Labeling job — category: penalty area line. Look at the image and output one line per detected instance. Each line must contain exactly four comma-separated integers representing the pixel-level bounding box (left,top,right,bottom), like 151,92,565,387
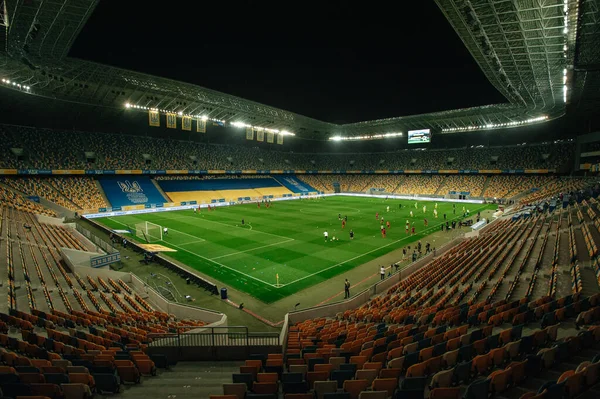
210,238,295,260
106,217,278,288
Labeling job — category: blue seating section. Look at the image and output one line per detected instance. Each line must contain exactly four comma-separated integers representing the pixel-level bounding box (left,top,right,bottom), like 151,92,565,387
98,176,167,207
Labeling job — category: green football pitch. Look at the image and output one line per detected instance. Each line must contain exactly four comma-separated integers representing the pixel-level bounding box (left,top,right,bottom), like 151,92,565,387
96,197,494,303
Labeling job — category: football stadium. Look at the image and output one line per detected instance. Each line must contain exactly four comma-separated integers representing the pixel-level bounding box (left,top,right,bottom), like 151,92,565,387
0,0,600,398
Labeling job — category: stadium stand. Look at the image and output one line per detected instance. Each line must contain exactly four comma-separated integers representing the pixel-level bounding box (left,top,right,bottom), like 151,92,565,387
207,197,600,398
157,177,303,203
520,178,589,204
0,204,210,394
0,124,577,171
439,176,487,197
0,185,56,217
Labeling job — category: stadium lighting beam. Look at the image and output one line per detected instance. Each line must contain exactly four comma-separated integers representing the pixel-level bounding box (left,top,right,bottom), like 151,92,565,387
442,115,549,133
328,132,403,141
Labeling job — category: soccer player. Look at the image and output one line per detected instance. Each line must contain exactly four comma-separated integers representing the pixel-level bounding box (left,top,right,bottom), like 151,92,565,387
405,222,409,235
193,207,197,214
376,212,379,220
257,201,260,208
324,231,329,242
386,221,390,229
434,209,438,218
344,215,348,222
342,219,346,229
386,205,390,212
415,202,418,209
241,219,245,225
410,210,414,218
338,213,341,220
424,218,428,227
411,223,415,235
163,227,168,236
349,229,354,240
435,202,438,209
423,205,426,213
382,228,386,238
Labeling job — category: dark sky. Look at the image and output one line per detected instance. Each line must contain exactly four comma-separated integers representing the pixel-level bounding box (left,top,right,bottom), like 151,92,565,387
69,0,506,124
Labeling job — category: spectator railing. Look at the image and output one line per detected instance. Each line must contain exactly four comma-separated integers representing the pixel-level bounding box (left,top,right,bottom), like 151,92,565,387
147,326,281,361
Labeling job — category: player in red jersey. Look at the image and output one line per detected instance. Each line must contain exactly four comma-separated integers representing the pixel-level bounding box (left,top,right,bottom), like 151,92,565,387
342,219,346,229
411,224,416,235
382,228,386,238
376,212,379,220
386,221,390,229
424,218,428,227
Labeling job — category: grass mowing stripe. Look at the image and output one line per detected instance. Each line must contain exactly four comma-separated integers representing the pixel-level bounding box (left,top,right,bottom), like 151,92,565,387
98,198,496,303
151,213,292,241
106,216,279,287
210,238,295,260
284,203,488,286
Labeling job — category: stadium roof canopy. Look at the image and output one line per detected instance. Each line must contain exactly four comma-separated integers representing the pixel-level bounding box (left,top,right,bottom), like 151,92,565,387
0,0,598,139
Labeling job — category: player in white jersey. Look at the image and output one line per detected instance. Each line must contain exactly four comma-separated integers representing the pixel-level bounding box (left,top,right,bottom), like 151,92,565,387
410,210,414,218
386,206,390,212
435,203,438,209
423,205,426,213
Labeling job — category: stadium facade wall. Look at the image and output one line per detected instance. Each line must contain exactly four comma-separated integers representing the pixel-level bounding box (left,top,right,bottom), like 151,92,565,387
98,176,168,207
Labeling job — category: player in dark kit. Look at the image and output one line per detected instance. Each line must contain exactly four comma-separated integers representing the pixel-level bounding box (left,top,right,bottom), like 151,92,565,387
241,219,245,225
349,230,354,240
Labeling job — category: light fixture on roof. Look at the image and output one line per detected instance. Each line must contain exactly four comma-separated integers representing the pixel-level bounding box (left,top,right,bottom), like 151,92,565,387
329,132,403,141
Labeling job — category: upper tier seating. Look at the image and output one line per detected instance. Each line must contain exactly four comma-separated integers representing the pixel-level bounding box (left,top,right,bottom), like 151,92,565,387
0,124,575,171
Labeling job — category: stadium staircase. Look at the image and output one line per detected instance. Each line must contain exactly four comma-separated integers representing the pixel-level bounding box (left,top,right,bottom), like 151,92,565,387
480,176,491,198
358,176,376,193
43,183,82,212
151,179,172,202
0,181,64,217
94,179,112,209
433,176,447,196
509,177,557,203
391,176,406,194
116,361,242,399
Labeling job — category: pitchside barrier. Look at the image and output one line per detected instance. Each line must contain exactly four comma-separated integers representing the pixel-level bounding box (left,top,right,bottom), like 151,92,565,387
82,192,485,219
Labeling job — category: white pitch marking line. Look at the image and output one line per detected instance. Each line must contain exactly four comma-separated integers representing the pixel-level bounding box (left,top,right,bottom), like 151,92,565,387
106,217,279,288
178,240,208,246
210,238,295,260
109,217,206,244
152,214,291,241
283,204,489,287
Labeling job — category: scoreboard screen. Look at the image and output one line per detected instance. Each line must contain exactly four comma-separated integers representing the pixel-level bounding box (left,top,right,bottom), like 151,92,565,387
408,129,432,144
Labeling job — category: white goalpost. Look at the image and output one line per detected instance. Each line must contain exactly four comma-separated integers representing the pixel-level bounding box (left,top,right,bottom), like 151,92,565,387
135,221,163,243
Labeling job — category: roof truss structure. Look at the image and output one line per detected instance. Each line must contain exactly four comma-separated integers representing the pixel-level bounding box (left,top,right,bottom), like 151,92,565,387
0,0,595,138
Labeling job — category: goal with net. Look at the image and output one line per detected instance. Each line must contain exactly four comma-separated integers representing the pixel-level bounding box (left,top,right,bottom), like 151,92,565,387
135,221,163,243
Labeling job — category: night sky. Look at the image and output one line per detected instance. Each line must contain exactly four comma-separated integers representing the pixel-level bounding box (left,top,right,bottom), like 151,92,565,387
69,0,506,124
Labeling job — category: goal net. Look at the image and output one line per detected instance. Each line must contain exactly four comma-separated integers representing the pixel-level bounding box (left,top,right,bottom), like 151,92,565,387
135,221,163,243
